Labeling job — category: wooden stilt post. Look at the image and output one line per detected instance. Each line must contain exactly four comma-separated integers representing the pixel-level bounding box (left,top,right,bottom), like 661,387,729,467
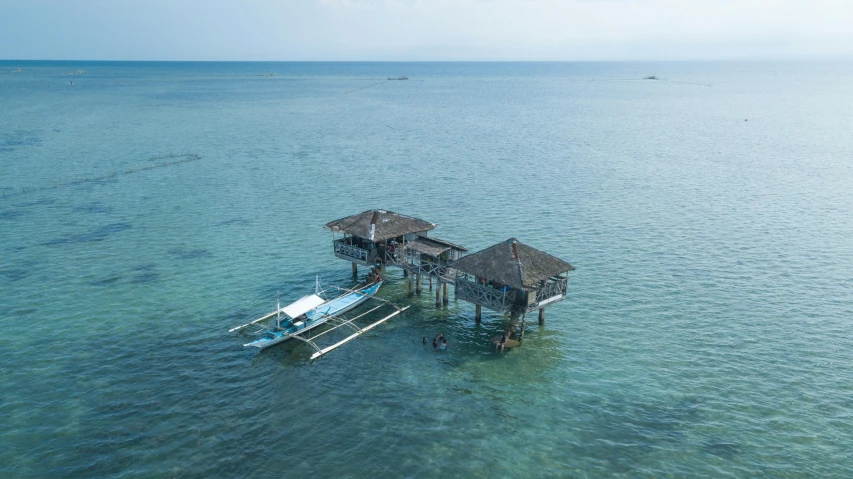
520,313,526,340
408,274,414,296
475,304,481,323
416,274,421,295
436,281,441,306
429,275,432,291
539,308,545,325
509,311,519,335
351,262,358,277
403,269,408,278
443,283,449,305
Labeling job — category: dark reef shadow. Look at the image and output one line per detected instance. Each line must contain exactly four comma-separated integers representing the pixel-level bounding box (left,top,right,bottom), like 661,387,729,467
167,248,213,260
72,202,113,214
42,222,132,246
1,268,30,282
0,131,43,152
216,218,250,226
14,198,56,208
0,210,24,220
130,272,160,284
91,274,123,286
702,441,741,458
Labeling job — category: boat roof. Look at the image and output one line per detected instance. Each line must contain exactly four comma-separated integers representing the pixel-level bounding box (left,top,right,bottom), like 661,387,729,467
283,294,326,319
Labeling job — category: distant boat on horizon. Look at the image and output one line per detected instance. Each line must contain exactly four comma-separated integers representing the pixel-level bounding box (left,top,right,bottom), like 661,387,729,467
644,75,658,80
388,76,408,80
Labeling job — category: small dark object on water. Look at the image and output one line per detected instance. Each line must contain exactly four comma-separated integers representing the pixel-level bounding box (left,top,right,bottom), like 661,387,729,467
422,336,427,344
644,75,658,80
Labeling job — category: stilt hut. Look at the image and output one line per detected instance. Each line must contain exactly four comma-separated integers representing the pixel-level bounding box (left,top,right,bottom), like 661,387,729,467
325,209,436,275
451,238,574,326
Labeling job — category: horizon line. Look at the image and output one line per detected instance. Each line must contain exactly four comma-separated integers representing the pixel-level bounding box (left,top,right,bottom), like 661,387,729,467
2,58,850,63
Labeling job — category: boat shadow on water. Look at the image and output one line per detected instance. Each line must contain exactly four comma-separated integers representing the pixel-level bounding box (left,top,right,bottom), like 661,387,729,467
251,342,317,366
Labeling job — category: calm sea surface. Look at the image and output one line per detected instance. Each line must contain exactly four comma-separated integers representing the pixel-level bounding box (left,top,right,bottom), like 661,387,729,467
1,61,852,478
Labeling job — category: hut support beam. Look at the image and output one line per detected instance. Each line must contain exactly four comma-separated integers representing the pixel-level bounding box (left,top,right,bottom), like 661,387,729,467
509,311,520,330
416,274,421,295
436,283,441,306
539,308,545,325
505,311,521,341
429,276,432,291
408,275,414,296
351,262,358,277
443,283,449,305
475,304,481,323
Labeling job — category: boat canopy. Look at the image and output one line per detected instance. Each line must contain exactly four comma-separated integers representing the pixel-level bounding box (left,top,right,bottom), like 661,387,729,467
282,294,325,319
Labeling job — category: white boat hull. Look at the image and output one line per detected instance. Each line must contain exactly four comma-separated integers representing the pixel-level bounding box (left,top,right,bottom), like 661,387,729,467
244,281,382,349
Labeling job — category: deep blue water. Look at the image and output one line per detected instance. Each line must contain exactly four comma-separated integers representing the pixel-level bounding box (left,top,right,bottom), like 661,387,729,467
1,61,853,478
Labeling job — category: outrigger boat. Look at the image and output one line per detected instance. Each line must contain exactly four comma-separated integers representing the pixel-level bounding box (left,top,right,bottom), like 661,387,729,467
242,281,383,350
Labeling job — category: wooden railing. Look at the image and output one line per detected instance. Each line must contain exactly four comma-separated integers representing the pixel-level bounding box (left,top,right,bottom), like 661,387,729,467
383,249,456,283
527,277,568,312
454,277,515,312
333,240,375,265
455,276,567,313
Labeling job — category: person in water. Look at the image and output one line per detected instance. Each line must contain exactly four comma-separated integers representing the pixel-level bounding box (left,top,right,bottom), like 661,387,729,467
422,336,427,345
498,333,507,352
439,338,447,350
432,337,438,349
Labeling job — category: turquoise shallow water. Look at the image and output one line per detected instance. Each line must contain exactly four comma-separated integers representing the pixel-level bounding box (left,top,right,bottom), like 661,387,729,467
1,61,853,478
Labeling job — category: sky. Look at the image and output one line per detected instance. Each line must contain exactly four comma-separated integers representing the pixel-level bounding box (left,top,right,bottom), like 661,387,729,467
1,0,852,61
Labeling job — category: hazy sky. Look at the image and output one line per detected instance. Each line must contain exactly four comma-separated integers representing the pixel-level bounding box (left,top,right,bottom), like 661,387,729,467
1,0,851,60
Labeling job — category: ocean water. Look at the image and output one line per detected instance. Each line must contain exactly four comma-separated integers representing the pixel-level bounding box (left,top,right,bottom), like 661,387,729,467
1,61,852,478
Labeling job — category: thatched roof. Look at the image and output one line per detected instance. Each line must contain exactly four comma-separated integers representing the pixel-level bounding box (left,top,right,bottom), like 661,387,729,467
451,238,574,290
325,210,435,242
404,237,468,257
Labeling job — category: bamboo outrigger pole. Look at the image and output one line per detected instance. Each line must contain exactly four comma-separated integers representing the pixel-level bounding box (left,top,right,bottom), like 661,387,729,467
307,302,387,340
229,308,284,333
310,306,410,360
